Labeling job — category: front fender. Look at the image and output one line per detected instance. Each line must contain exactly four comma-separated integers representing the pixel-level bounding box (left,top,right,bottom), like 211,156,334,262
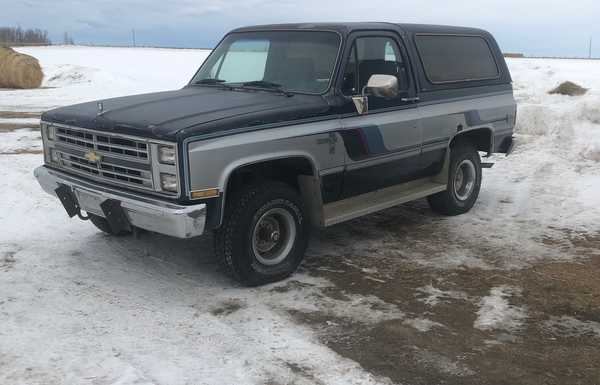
183,119,344,213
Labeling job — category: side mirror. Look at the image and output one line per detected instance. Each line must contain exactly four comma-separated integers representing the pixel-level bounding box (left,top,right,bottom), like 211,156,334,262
364,74,399,99
352,74,399,115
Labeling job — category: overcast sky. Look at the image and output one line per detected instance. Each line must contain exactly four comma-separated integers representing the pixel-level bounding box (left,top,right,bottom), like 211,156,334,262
2,0,599,56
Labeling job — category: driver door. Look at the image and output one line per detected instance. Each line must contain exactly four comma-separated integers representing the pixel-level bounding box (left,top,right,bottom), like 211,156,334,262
338,32,422,199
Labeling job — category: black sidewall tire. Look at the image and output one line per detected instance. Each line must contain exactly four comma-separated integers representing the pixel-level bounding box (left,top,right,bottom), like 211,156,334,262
216,182,309,286
448,146,482,211
428,144,482,216
245,197,306,277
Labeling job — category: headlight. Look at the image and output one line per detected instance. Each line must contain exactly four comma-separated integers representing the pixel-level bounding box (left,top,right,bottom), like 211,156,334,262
42,123,55,140
160,173,178,192
158,145,176,165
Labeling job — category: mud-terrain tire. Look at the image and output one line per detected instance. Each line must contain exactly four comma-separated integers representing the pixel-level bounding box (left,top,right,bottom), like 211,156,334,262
214,181,309,286
428,143,482,216
89,213,132,236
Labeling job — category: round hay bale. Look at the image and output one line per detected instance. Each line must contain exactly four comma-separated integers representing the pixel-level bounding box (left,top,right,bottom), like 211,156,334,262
549,81,588,96
0,46,43,89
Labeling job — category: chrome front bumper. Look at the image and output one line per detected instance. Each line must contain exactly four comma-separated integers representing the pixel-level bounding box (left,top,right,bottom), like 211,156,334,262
34,166,207,239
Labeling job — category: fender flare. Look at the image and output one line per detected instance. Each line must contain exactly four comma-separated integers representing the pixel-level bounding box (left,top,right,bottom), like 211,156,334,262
214,152,321,227
448,126,494,154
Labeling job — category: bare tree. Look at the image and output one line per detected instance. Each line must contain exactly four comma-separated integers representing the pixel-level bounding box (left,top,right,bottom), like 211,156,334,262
0,27,51,45
63,32,75,45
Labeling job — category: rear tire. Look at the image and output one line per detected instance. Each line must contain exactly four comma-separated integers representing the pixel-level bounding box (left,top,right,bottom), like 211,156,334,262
214,181,309,286
428,143,482,216
89,213,132,236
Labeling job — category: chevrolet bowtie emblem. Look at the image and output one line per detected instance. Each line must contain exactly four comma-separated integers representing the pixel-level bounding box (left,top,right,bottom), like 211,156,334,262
84,150,102,163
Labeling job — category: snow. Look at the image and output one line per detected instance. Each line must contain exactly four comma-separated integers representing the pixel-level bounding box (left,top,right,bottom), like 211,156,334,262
1,46,210,111
403,317,444,332
474,286,527,333
0,117,40,124
416,285,471,307
0,130,42,154
543,316,600,338
1,47,600,384
0,156,393,384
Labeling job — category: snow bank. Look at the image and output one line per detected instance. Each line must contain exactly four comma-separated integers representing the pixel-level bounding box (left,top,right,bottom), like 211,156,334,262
509,58,600,164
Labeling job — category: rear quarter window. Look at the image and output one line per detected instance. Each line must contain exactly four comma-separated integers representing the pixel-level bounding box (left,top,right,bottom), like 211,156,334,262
415,35,499,84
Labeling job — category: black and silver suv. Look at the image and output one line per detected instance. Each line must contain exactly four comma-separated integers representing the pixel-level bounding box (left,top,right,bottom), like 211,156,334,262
35,22,516,285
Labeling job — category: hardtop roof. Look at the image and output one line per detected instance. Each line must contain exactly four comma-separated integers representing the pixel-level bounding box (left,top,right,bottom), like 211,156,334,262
231,22,490,37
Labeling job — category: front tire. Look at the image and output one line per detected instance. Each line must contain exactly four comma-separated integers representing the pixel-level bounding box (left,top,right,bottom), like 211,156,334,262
214,182,309,286
428,143,482,216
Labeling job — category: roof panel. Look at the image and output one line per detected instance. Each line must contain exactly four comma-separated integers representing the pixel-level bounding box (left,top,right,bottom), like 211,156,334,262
231,22,489,36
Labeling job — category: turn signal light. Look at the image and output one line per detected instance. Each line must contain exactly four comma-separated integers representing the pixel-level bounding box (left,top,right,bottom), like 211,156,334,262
191,188,219,199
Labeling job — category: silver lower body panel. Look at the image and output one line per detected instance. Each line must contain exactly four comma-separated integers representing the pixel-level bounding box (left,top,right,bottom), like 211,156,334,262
34,166,206,239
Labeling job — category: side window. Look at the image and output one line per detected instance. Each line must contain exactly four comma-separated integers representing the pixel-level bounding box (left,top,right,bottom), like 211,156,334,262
415,35,499,83
212,39,270,83
342,36,411,110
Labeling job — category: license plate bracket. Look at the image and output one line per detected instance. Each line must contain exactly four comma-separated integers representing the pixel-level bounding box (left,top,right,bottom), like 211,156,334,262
55,184,80,218
100,199,132,234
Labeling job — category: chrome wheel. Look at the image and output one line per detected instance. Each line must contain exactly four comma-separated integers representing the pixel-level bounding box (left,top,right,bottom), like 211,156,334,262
453,159,477,201
252,208,296,266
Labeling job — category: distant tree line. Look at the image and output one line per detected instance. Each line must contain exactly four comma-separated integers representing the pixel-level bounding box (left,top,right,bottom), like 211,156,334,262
63,32,75,45
0,27,51,45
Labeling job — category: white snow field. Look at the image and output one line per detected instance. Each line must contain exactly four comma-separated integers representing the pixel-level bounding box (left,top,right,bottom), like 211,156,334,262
1,47,600,385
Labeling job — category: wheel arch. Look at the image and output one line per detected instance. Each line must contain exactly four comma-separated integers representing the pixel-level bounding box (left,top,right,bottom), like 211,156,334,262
215,153,321,228
449,127,494,154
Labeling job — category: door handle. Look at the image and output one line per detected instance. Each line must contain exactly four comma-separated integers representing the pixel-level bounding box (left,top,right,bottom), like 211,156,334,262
401,97,420,103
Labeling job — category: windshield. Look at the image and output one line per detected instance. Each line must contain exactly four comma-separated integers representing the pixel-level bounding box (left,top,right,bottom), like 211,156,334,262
191,31,341,94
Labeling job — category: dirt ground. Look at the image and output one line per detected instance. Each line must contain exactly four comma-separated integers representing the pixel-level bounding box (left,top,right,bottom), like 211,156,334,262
283,202,600,385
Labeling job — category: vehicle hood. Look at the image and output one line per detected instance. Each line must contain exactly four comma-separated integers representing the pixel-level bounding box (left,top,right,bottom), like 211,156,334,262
42,86,333,141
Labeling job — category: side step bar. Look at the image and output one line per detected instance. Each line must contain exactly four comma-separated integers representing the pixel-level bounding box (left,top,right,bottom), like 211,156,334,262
321,178,446,227
298,152,451,228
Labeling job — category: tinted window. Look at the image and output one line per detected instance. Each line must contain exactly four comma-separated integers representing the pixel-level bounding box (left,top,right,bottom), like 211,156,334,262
415,35,499,83
192,31,340,94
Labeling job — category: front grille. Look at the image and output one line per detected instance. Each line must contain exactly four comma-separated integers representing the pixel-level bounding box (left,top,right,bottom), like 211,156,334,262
56,150,153,189
56,126,149,161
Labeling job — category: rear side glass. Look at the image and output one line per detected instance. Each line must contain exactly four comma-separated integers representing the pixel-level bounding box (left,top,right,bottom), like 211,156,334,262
415,35,499,83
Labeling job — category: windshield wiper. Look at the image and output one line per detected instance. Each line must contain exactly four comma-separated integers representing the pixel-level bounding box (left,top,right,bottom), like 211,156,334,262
193,78,227,84
240,80,294,96
192,78,235,90
242,80,282,88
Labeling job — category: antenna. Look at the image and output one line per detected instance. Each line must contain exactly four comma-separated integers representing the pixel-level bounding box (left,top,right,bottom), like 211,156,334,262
132,29,136,47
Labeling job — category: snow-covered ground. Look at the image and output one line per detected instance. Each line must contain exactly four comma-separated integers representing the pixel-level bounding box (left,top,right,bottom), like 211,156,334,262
1,46,210,111
1,47,600,385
